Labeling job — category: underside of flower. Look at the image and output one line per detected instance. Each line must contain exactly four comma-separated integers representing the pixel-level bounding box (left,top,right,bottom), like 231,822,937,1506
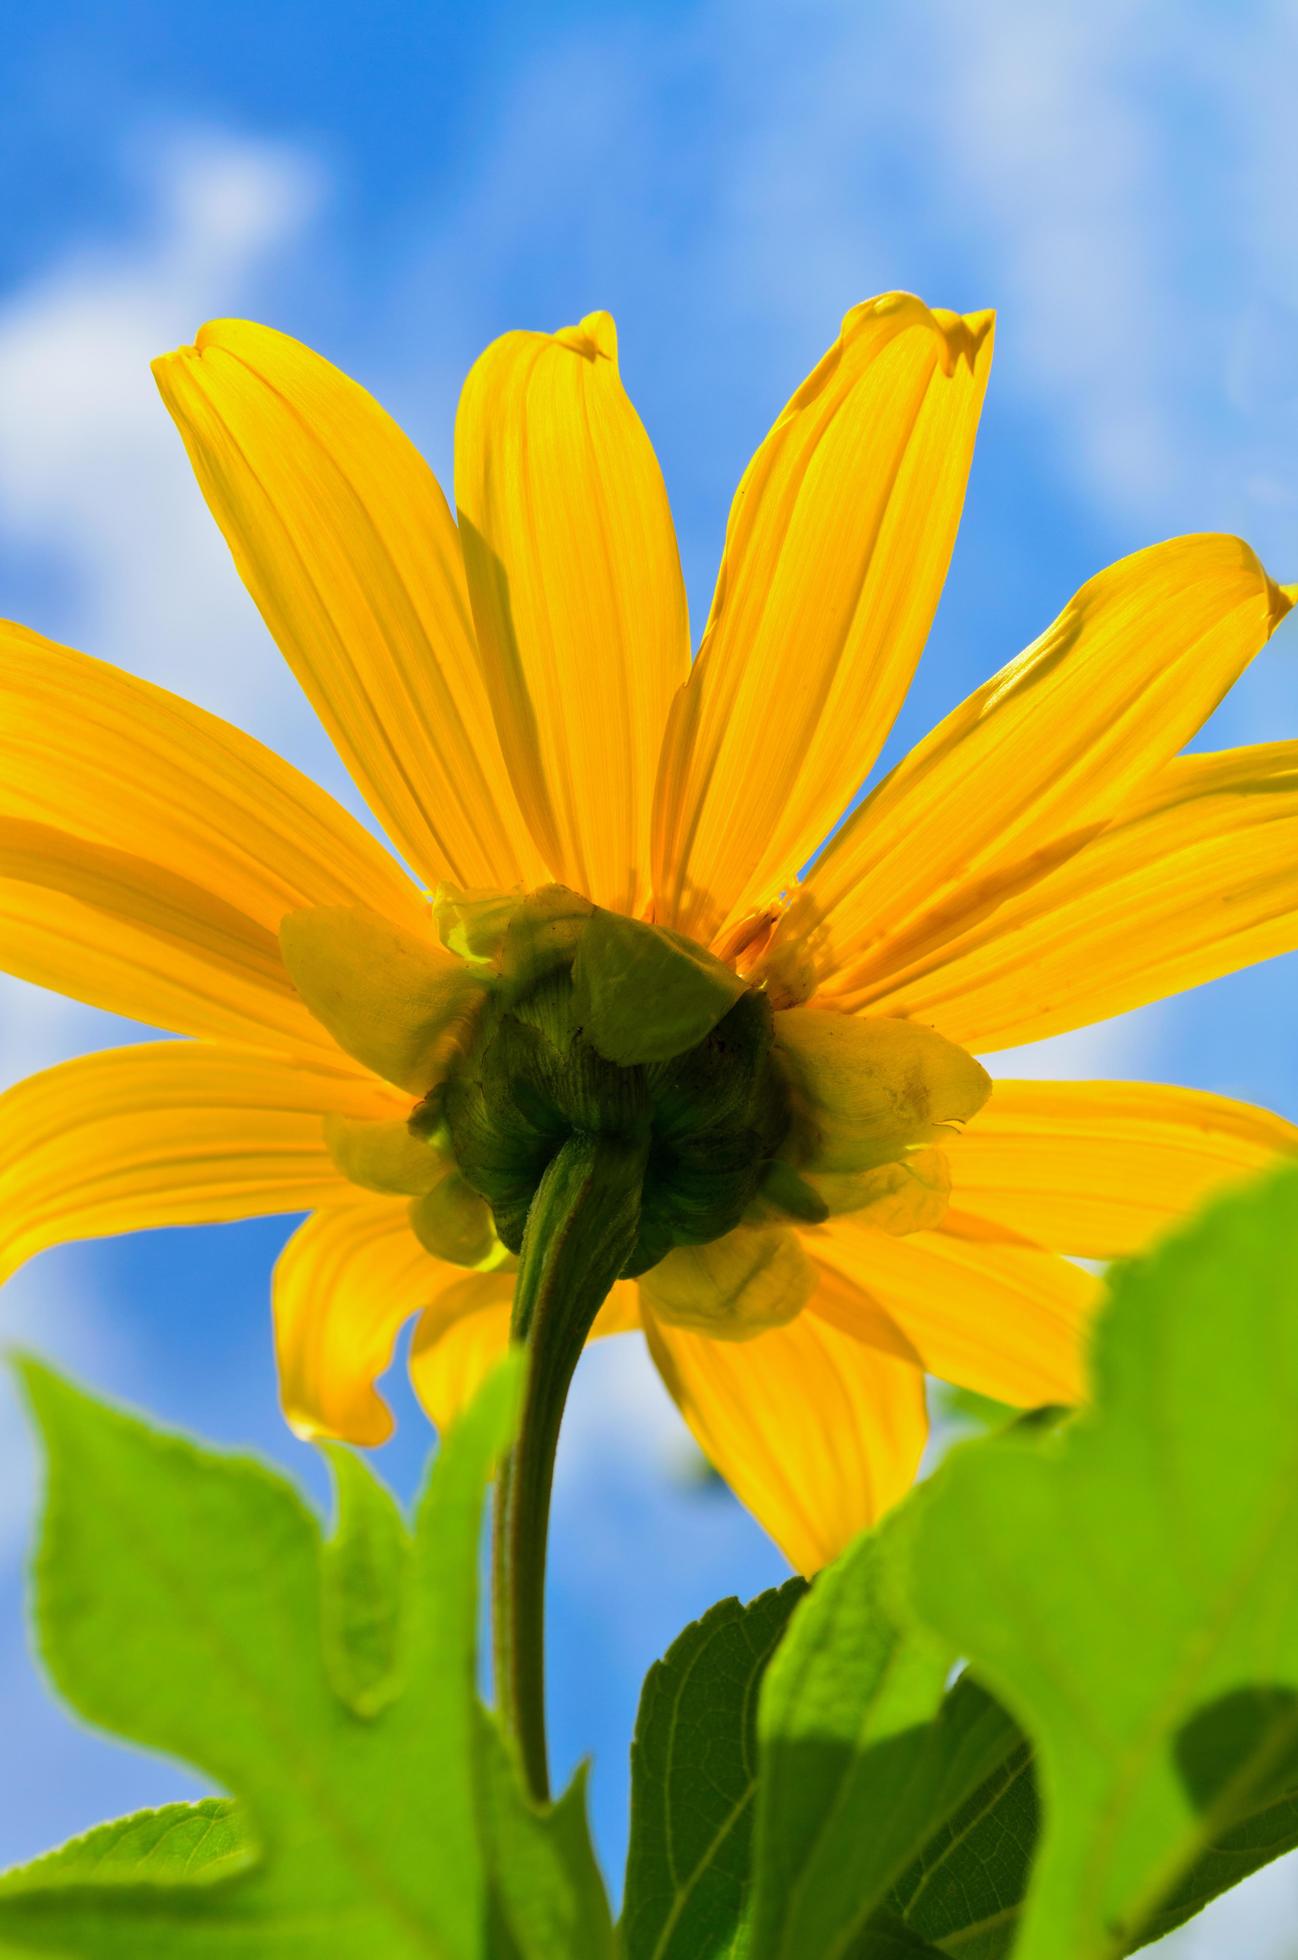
432,887,790,1278
287,881,993,1344
445,974,786,1273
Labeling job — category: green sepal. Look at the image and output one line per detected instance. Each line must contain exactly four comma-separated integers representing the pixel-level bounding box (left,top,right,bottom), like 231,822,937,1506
444,1065,555,1255
432,882,595,989
279,903,491,1095
409,1169,499,1267
323,1111,449,1196
638,1226,814,1338
751,1160,832,1224
630,990,787,1273
795,1149,951,1232
433,883,527,963
499,887,595,997
572,906,746,1065
772,1007,989,1174
446,976,646,1255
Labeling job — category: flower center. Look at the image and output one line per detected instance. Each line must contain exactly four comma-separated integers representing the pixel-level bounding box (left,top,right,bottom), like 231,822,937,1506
433,936,789,1278
307,881,989,1308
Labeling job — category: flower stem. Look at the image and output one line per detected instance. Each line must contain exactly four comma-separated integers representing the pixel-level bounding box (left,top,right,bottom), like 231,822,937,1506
493,1129,647,1801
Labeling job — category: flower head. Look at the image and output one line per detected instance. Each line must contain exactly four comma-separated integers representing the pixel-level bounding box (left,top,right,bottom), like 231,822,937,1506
3,294,1296,1573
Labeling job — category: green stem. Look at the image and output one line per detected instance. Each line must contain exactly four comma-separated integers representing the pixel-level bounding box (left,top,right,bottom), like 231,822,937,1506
493,1130,646,1801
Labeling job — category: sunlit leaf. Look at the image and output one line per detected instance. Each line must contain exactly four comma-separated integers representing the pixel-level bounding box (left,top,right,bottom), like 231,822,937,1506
318,1442,410,1717
0,1357,611,1958
907,1164,1298,1958
746,1529,1017,1960
0,1801,254,1893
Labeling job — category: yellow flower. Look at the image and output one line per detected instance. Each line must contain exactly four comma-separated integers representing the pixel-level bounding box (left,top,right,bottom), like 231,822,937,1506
2,293,1297,1577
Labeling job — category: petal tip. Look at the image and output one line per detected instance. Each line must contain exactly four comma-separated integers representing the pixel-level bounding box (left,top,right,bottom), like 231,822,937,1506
149,344,193,387
153,319,269,380
839,293,995,376
282,1389,395,1449
193,318,260,355
555,310,618,364
933,304,996,375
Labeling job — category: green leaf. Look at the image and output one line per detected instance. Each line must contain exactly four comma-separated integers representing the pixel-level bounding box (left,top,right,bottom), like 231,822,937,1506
621,1581,805,1960
907,1163,1298,1959
747,1524,1019,1960
0,1802,254,1893
478,1729,613,1958
886,1721,1298,1956
885,1732,1037,1958
572,906,745,1065
318,1443,410,1717
0,1356,612,1958
934,1383,1017,1437
1135,1780,1298,1949
845,1916,949,1957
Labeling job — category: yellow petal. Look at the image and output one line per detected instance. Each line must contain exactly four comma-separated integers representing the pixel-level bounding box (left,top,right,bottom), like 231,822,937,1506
947,1078,1298,1259
0,817,328,1052
0,620,422,1045
409,1273,639,1433
154,321,542,891
0,621,421,933
652,295,994,944
644,1300,928,1573
0,1042,401,1284
455,311,690,913
279,905,489,1093
795,536,1292,1000
277,1208,638,1445
274,1202,458,1444
590,1279,642,1337
409,1279,513,1432
851,743,1298,1048
774,1005,989,1172
813,1216,1098,1406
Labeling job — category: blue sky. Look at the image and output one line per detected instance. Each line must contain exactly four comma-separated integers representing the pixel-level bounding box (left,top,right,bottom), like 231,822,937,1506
1,0,1297,1946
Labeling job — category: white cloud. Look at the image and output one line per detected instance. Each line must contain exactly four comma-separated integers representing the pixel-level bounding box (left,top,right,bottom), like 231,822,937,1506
560,1333,685,1470
0,129,326,727
948,1,1298,575
0,131,340,1092
691,0,1298,586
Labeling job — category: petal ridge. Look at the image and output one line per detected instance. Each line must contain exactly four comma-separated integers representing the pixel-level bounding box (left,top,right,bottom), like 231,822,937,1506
791,535,1290,998
456,313,690,913
652,293,994,942
0,1041,401,1285
155,320,543,890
